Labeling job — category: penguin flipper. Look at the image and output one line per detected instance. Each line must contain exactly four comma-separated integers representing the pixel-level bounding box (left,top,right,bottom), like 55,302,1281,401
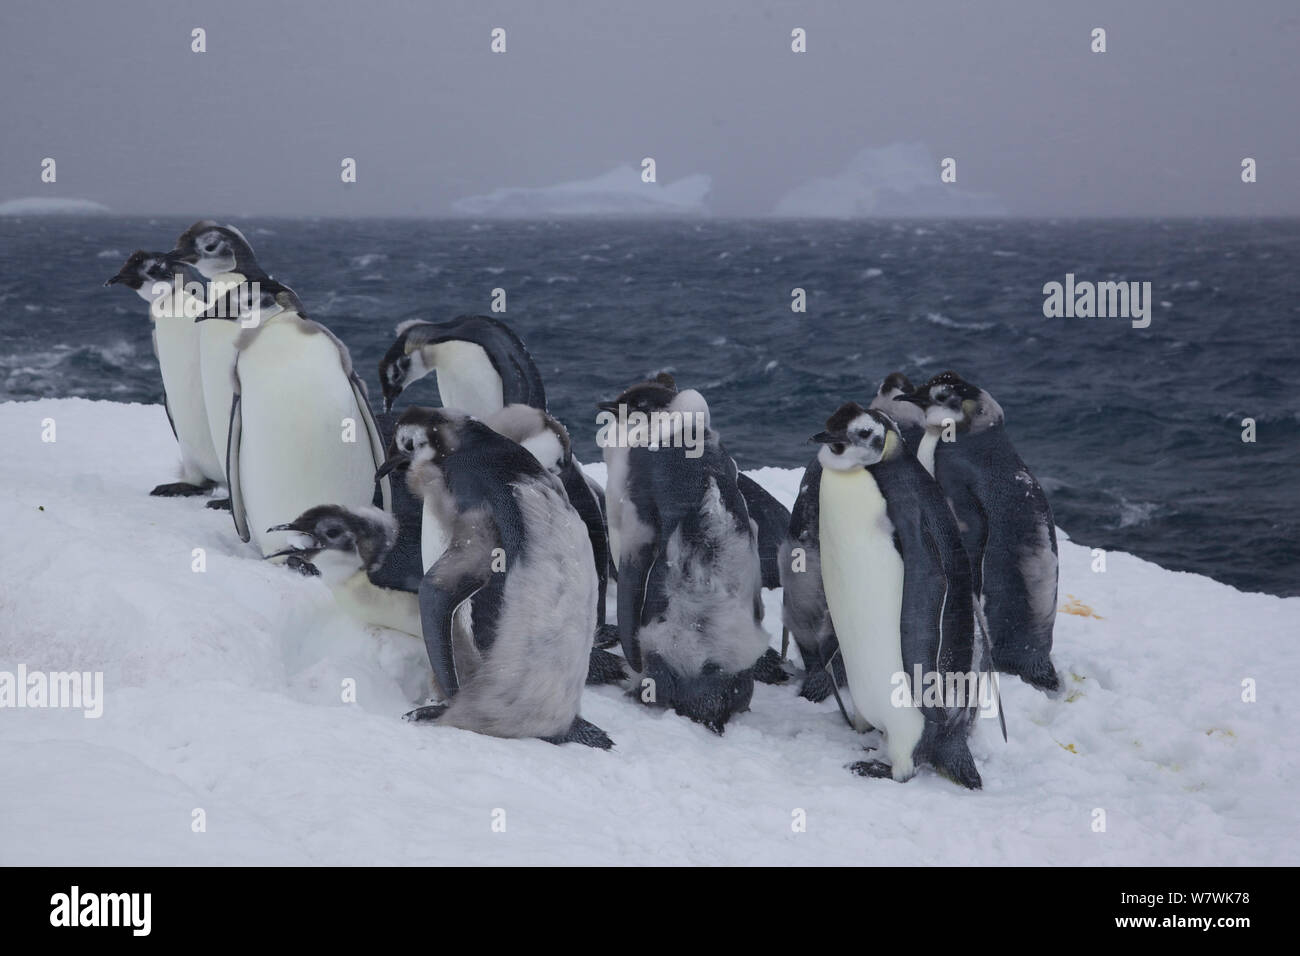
225,386,250,543
616,544,655,673
350,371,392,513
418,548,492,698
562,459,611,629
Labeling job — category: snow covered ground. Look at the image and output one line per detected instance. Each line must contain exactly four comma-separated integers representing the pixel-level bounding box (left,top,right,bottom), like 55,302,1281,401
1,398,1296,865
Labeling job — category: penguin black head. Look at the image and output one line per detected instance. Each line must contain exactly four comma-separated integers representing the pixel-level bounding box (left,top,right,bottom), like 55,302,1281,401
897,370,998,428
378,325,422,412
265,505,397,573
596,372,678,415
165,221,262,280
377,405,472,486
104,250,173,299
876,371,915,400
812,404,900,471
195,278,304,325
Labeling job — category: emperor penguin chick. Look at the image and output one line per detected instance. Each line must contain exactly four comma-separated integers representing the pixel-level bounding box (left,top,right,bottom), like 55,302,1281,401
598,375,769,734
378,407,612,749
897,371,1060,693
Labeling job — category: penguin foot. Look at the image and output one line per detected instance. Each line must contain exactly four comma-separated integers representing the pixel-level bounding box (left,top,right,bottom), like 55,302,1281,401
593,623,620,649
285,555,320,577
849,759,896,779
586,647,629,685
542,715,614,750
1001,656,1060,694
931,733,983,789
402,704,448,723
150,481,213,497
205,498,232,511
752,647,791,685
799,668,834,702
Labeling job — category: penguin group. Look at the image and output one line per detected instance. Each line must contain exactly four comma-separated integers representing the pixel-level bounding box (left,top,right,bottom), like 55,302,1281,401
107,221,1062,788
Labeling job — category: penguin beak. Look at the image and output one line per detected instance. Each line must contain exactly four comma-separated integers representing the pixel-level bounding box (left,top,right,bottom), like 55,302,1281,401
595,400,620,414
376,452,411,480
810,431,844,445
263,545,312,560
894,393,929,407
164,249,197,268
264,523,319,559
104,271,128,287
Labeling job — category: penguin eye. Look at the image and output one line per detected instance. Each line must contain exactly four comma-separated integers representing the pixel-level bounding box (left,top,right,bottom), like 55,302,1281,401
855,429,870,439
324,526,342,540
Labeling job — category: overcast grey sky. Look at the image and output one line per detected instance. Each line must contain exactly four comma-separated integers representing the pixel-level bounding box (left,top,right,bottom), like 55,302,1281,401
2,0,1297,216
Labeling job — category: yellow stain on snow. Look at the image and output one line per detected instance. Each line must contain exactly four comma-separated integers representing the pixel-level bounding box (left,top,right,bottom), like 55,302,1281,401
1059,595,1103,618
1205,728,1236,739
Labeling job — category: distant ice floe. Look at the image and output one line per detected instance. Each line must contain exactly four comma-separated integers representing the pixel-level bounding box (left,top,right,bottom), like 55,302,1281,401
0,197,112,216
452,165,711,217
773,143,1005,218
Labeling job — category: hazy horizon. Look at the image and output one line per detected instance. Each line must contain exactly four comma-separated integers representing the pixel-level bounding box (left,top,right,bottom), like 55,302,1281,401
3,0,1297,218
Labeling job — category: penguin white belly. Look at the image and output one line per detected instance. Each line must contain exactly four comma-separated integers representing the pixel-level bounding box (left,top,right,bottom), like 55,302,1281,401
420,497,452,574
819,467,924,779
333,570,423,640
602,445,629,563
235,323,378,556
917,429,939,477
153,312,224,484
197,272,247,478
429,341,503,418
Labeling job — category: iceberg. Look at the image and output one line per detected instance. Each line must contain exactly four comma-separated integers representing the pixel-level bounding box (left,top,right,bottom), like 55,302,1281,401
452,165,710,217
774,143,1006,217
0,197,112,216
1,398,1295,865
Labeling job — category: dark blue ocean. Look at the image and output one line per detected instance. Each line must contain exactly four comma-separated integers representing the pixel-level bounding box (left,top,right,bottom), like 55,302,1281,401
1,217,1297,596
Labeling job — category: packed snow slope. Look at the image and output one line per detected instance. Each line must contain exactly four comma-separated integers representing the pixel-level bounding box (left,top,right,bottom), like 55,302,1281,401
1,399,1296,865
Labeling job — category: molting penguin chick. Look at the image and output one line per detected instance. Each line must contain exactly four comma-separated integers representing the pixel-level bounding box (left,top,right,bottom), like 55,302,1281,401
380,317,613,644
597,376,770,734
814,403,985,789
200,278,392,557
483,404,625,678
106,250,224,498
377,407,611,748
164,221,271,491
899,371,1060,692
869,371,926,450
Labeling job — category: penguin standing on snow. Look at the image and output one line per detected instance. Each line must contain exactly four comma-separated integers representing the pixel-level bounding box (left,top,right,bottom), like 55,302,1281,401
376,406,612,748
895,371,1060,692
164,222,272,500
814,404,987,789
378,316,612,637
598,375,774,733
778,453,845,703
194,279,392,558
105,251,225,498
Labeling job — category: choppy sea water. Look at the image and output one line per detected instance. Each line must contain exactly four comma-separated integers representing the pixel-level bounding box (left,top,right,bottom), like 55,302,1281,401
1,216,1296,596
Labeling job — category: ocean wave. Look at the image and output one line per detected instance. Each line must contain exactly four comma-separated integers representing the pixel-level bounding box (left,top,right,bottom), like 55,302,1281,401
919,311,995,331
